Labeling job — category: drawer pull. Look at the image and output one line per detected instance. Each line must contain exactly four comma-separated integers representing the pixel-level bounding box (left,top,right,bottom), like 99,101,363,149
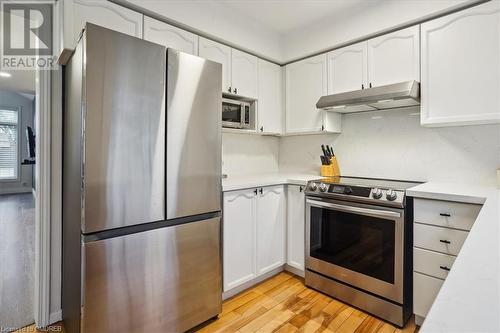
439,239,451,244
440,265,451,271
440,213,451,217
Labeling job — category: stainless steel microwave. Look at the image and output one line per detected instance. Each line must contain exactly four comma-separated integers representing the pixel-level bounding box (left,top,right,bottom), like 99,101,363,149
222,98,251,129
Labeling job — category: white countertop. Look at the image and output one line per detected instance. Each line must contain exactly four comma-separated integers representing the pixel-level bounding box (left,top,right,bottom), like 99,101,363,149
407,182,500,333
222,172,320,191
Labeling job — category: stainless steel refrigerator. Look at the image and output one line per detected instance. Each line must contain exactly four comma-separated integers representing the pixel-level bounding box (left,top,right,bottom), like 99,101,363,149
62,23,222,333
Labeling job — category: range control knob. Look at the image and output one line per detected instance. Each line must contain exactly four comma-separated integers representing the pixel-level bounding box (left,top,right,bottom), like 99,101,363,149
319,183,328,192
309,182,318,191
344,187,353,195
386,189,397,201
372,188,382,199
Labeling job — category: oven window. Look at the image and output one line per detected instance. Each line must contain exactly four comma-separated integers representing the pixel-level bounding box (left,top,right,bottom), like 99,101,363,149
222,103,242,123
310,206,395,283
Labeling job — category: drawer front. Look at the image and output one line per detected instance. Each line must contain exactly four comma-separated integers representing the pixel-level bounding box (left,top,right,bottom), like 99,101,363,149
413,272,444,318
414,198,481,231
414,223,468,255
414,247,456,279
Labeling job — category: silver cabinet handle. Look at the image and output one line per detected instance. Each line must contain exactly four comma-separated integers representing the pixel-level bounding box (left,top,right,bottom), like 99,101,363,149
306,199,401,218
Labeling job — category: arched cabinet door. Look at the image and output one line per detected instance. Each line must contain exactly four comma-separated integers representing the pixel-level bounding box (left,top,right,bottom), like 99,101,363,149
143,17,198,55
367,25,420,88
420,1,500,127
199,37,232,93
223,189,257,292
328,41,368,94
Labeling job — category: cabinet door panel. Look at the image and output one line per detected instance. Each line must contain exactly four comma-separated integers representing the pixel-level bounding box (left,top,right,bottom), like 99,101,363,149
223,189,256,292
328,42,368,94
287,185,305,273
199,37,232,93
67,0,143,47
143,17,198,55
367,26,420,87
420,1,500,126
256,186,285,275
232,49,258,98
258,60,282,134
285,54,327,133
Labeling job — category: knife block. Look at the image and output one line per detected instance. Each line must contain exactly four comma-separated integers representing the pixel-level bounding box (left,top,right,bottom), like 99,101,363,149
320,157,341,177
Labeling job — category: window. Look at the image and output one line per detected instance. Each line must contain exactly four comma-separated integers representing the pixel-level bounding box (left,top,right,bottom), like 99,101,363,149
0,108,19,180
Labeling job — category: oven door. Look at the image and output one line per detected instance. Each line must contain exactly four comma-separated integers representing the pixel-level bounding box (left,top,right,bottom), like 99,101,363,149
305,197,404,303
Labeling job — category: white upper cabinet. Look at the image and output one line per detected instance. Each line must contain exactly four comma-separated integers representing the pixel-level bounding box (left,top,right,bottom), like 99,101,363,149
143,17,198,55
199,37,232,93
367,26,420,87
231,49,259,98
328,42,368,94
64,0,143,49
223,189,256,292
257,60,283,134
287,185,305,274
420,1,500,127
286,54,340,133
256,186,285,275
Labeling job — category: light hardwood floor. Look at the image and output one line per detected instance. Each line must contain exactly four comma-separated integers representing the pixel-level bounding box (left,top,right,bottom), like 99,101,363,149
16,272,417,333
197,272,417,333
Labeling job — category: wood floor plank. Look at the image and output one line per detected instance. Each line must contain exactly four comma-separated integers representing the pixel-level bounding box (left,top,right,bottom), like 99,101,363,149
336,309,368,333
273,323,299,333
376,322,397,333
354,316,384,333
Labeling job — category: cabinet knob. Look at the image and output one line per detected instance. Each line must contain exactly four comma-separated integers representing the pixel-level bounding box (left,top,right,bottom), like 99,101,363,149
440,265,451,271
228,86,232,93
439,239,451,244
260,126,264,132
259,188,263,194
321,125,325,131
234,88,238,94
369,82,372,88
299,186,304,192
361,84,364,89
254,189,258,195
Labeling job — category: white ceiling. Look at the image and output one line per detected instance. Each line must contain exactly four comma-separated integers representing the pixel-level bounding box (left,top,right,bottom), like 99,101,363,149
218,0,381,34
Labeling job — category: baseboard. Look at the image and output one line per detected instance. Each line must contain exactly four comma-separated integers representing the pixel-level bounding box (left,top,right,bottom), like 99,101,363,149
415,315,425,327
284,264,305,278
49,310,62,324
222,266,285,300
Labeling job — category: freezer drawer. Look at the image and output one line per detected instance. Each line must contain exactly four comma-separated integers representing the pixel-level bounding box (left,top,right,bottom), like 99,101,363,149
81,217,222,333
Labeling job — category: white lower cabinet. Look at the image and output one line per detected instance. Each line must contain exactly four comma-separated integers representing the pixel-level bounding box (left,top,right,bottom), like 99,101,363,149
223,185,285,293
286,185,305,273
413,272,444,318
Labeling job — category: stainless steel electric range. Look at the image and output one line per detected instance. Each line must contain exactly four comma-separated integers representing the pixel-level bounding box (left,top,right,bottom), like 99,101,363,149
304,176,421,327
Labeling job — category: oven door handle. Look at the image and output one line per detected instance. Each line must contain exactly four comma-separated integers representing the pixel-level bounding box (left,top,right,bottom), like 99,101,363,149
306,199,401,218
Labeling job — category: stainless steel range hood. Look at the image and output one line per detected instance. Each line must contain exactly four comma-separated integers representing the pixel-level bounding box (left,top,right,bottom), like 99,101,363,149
316,80,420,113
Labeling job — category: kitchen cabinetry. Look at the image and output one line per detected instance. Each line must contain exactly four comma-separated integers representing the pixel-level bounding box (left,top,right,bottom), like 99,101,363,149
367,26,420,87
223,185,285,293
412,197,481,325
257,60,283,134
286,185,305,274
63,0,143,49
256,186,286,275
420,1,500,127
327,42,367,94
231,49,259,98
199,37,232,93
285,54,341,134
143,17,198,55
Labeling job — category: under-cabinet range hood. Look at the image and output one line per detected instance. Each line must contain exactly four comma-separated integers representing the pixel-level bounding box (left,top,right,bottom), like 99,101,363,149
316,80,420,113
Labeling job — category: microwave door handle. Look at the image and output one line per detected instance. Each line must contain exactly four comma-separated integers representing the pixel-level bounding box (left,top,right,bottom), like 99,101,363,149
306,199,401,218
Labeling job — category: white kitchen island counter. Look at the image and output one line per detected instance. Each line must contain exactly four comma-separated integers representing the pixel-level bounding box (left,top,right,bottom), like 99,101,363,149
222,173,320,191
407,182,499,333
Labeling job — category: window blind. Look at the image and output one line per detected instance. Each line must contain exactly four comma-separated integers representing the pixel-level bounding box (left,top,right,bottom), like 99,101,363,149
0,109,19,180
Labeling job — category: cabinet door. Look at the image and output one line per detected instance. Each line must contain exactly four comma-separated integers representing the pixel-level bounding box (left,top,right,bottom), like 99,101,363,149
420,1,500,126
223,189,256,292
257,59,282,134
199,37,232,93
143,17,198,55
287,185,305,272
328,42,368,94
65,0,143,47
367,26,420,87
231,49,258,98
256,186,285,275
285,54,328,133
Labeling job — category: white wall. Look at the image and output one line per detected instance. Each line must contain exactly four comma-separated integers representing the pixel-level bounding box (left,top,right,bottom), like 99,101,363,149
126,0,284,62
222,133,279,176
282,0,470,62
0,90,34,194
279,108,500,185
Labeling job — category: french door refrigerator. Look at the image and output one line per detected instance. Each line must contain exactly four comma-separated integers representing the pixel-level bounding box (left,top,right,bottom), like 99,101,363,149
62,23,222,333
